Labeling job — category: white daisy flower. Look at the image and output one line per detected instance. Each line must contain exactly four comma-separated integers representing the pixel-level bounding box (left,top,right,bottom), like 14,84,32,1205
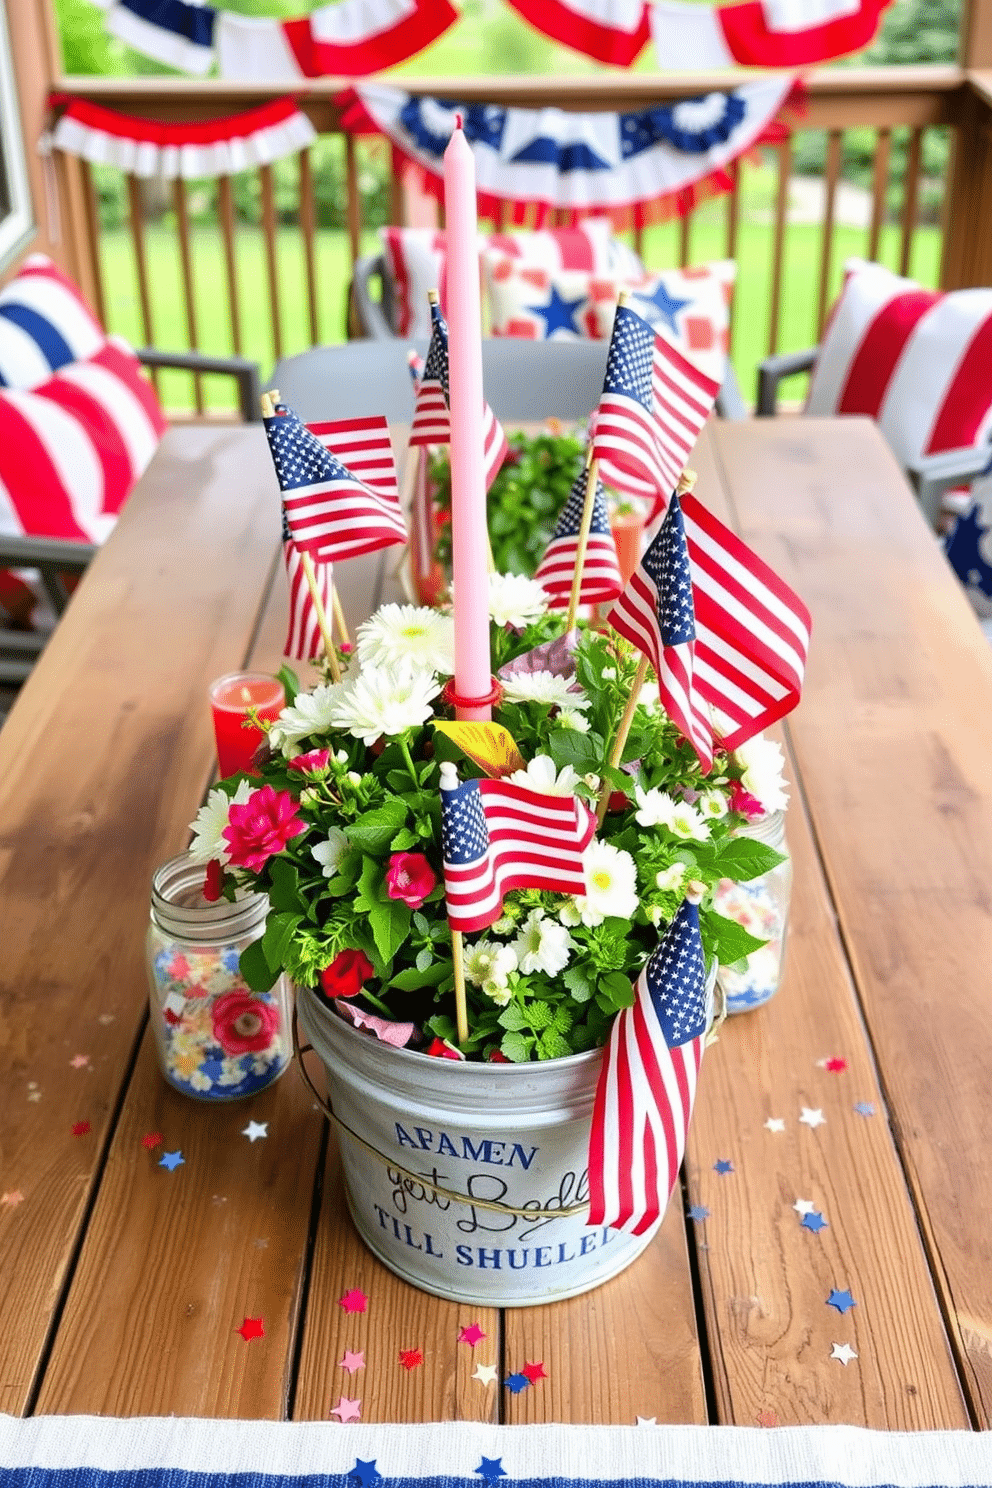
327,661,441,746
573,841,639,927
634,786,680,829
500,670,590,711
558,900,582,928
734,735,790,813
487,571,549,628
699,790,729,819
512,910,574,976
668,802,710,841
463,941,518,989
655,863,686,893
356,603,455,675
269,681,355,755
557,707,590,733
188,779,253,865
311,826,349,879
508,753,581,796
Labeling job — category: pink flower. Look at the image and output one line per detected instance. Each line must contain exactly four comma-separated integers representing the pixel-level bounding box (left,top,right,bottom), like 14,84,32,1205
728,780,765,821
222,784,306,871
384,852,436,909
321,949,375,1000
287,748,329,775
211,991,279,1055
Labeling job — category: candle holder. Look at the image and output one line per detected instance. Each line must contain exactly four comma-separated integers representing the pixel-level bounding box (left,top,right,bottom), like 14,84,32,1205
209,671,285,777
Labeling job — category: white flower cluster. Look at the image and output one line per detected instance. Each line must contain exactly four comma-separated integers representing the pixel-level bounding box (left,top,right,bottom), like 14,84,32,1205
733,735,789,813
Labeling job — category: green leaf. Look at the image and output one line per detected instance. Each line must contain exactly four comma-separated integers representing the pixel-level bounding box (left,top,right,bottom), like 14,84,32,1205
368,899,412,965
390,827,419,852
526,1000,552,1030
261,910,301,973
498,1002,528,1032
415,947,433,972
538,1027,573,1060
547,728,601,768
701,909,767,965
597,970,636,1012
386,960,450,992
710,837,788,883
563,964,594,1003
267,856,308,914
276,664,299,706
347,799,409,853
500,1030,532,1063
239,937,279,992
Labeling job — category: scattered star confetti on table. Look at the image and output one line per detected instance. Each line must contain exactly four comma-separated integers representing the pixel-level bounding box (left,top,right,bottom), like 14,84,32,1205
71,1121,91,1137
141,1133,162,1150
793,1198,816,1215
340,1350,365,1373
854,1101,876,1116
757,1410,778,1428
159,1150,184,1171
350,1460,381,1487
1,1191,24,1208
459,1322,486,1346
764,1117,786,1133
475,1458,507,1480
522,1361,548,1382
822,1057,848,1073
801,1211,829,1233
505,1372,529,1393
27,1087,42,1102
827,1288,857,1313
800,1108,826,1128
636,1416,658,1426
830,1342,858,1365
242,1121,268,1142
237,1317,264,1341
70,1055,91,1069
398,1348,423,1370
330,1397,362,1422
472,1362,499,1386
339,1288,368,1314
713,1158,734,1174
688,1204,710,1221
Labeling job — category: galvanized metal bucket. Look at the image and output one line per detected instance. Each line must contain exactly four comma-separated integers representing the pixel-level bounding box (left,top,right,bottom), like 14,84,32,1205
296,983,663,1306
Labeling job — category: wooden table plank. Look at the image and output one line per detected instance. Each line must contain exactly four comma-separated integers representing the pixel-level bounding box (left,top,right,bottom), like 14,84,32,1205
708,417,992,1425
0,427,280,1417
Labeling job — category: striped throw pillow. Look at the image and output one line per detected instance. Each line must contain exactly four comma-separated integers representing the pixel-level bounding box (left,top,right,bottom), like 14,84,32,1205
806,259,992,468
0,254,106,390
0,338,167,544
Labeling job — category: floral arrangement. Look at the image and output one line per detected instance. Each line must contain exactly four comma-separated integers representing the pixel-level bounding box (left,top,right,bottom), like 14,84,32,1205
189,577,788,1063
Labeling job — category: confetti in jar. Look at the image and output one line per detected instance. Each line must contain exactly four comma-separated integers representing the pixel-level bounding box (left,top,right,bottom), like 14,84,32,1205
146,852,292,1100
713,810,792,1013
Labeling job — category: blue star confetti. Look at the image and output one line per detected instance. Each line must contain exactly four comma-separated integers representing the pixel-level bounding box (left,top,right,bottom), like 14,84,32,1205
350,1462,381,1488
476,1459,508,1480
827,1288,857,1314
854,1101,876,1116
158,1151,184,1171
802,1211,829,1234
688,1204,710,1221
505,1373,529,1393
713,1159,734,1175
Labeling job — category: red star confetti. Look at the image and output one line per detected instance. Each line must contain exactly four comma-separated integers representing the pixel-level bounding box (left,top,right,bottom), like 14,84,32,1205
757,1410,778,1428
819,1056,848,1073
459,1323,486,1346
399,1348,423,1370
339,1288,368,1314
1,1191,24,1208
71,1121,91,1137
330,1396,362,1422
521,1361,547,1382
339,1350,365,1373
141,1133,163,1150
237,1317,265,1341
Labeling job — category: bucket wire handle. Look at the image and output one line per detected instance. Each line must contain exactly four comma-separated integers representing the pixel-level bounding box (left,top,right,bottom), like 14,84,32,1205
291,1004,590,1220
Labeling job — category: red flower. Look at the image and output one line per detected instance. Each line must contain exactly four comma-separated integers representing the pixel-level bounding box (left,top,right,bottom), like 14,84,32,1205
320,948,375,1000
287,747,330,775
203,859,225,902
488,1049,511,1063
728,780,765,821
222,784,306,871
384,851,436,909
426,1037,464,1061
211,991,279,1055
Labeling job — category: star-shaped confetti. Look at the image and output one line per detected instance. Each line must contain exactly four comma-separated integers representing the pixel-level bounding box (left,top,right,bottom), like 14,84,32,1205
827,1288,857,1314
505,1372,529,1393
141,1133,162,1150
399,1348,423,1370
242,1121,268,1142
330,1396,362,1422
475,1458,507,1481
764,1117,786,1133
237,1316,264,1341
830,1342,858,1365
713,1158,734,1174
820,1057,848,1073
459,1322,486,1346
159,1150,184,1171
71,1121,91,1137
688,1204,710,1221
801,1211,829,1233
1,1191,24,1208
340,1350,365,1374
338,1288,368,1314
756,1410,778,1428
799,1108,826,1128
635,1416,657,1427
854,1101,876,1117
70,1055,91,1069
522,1361,547,1382
472,1362,499,1386
27,1088,42,1102
793,1198,816,1215
350,1461,381,1488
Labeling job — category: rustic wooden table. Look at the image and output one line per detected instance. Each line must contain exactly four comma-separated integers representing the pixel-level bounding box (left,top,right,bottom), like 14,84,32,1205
1,417,990,1431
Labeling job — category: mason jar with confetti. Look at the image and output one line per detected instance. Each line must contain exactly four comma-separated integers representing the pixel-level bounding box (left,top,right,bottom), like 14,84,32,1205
713,809,792,1013
146,851,292,1100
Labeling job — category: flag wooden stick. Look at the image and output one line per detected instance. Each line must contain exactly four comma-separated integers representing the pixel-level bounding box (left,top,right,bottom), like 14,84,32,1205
301,553,341,683
596,652,650,826
331,584,351,648
450,928,470,1045
563,446,599,633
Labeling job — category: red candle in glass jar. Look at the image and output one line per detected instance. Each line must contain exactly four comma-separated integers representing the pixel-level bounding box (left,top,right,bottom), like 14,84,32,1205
209,672,285,777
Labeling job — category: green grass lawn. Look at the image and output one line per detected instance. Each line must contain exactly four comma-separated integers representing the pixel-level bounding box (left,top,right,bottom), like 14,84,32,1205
95,159,940,415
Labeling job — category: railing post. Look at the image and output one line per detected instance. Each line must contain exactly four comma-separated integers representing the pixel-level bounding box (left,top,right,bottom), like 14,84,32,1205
940,83,992,289
959,0,992,67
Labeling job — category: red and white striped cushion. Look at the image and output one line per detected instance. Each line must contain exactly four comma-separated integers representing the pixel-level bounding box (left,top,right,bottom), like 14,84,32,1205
807,259,992,467
0,337,167,544
0,253,106,390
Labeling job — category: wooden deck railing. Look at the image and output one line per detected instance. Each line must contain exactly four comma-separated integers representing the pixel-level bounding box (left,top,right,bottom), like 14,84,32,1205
47,65,990,414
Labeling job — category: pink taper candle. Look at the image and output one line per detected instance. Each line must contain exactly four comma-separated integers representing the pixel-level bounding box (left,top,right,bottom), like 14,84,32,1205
444,119,492,722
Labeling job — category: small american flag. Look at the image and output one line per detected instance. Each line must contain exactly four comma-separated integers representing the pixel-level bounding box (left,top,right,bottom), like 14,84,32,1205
591,303,720,506
281,506,332,661
307,415,399,503
588,896,708,1235
534,464,624,610
264,402,407,563
440,767,596,934
607,491,713,770
409,300,508,492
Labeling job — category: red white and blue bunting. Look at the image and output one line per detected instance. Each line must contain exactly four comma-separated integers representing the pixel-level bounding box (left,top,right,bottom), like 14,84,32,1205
651,0,893,69
48,96,316,179
342,78,798,229
505,0,652,67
